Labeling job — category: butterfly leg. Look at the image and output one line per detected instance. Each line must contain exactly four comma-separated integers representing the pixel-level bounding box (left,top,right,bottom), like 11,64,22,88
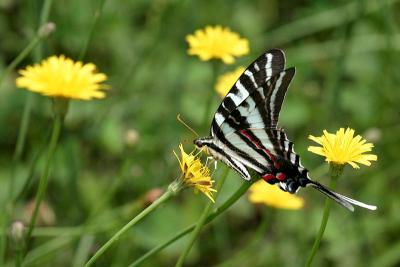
221,156,251,180
205,156,217,169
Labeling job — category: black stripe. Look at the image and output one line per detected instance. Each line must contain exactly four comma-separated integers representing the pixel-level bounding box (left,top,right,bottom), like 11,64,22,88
266,73,282,127
240,72,257,91
230,110,248,128
295,155,300,165
279,132,287,158
269,67,295,127
287,142,293,160
222,93,237,114
206,142,249,178
251,49,285,86
238,129,274,169
249,87,270,127
267,129,281,159
241,100,249,109
213,124,266,171
212,49,286,133
249,65,266,85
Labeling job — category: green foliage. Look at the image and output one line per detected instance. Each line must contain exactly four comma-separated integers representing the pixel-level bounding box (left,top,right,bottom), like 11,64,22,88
1,0,399,266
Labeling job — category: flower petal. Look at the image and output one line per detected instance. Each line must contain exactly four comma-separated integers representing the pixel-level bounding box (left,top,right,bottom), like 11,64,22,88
308,128,377,169
248,180,304,210
16,55,108,100
186,25,249,64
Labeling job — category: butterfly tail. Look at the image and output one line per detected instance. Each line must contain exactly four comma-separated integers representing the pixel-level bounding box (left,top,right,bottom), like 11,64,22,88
307,180,377,212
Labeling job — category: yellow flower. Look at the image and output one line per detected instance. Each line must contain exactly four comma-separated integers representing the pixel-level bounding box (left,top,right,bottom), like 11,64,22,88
308,128,378,169
215,67,245,97
16,55,108,100
248,180,304,210
174,144,216,202
186,25,249,64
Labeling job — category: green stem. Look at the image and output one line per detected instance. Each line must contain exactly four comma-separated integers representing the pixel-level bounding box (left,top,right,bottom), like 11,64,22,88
0,1,54,264
305,164,343,267
78,0,107,61
0,93,35,266
175,167,229,267
72,235,95,267
22,99,66,264
13,95,34,162
215,210,269,267
201,61,219,130
0,0,53,89
25,114,62,245
84,189,175,267
39,0,53,26
129,177,256,267
326,0,363,123
0,36,40,89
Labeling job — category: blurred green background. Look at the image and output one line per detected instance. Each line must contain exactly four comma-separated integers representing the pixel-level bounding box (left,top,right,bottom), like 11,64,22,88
0,0,399,266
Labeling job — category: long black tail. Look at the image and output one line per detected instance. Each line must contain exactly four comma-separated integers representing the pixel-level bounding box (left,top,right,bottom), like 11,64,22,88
307,180,377,212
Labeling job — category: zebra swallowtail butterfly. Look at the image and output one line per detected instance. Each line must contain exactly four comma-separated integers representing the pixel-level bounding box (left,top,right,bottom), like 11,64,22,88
194,49,376,211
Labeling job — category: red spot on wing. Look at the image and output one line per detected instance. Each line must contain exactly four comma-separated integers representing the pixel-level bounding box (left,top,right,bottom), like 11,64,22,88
239,129,280,168
276,172,286,181
262,173,275,182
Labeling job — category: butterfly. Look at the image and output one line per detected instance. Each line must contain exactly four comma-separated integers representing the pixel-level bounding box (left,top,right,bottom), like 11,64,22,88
194,49,376,211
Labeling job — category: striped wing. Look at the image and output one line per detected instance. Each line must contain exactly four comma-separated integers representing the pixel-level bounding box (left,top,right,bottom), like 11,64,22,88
220,68,295,134
211,49,285,136
232,128,307,173
211,67,296,179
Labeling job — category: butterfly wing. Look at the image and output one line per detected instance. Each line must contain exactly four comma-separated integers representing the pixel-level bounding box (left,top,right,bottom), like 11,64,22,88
211,49,286,137
232,128,307,175
220,68,295,133
205,50,377,211
212,68,296,179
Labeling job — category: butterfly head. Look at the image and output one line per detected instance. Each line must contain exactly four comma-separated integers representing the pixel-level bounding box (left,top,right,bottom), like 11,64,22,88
194,137,215,157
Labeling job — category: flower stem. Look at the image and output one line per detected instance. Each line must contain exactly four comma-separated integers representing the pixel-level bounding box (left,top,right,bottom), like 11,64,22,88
202,61,219,130
84,188,176,267
129,177,256,267
0,0,53,89
25,114,62,246
175,167,229,267
305,164,343,267
0,1,54,264
78,0,107,61
0,37,41,89
13,95,34,162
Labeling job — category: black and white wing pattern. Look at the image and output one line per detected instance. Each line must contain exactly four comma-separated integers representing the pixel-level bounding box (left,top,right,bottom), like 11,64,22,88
194,48,377,211
210,67,295,180
210,48,285,137
204,49,291,180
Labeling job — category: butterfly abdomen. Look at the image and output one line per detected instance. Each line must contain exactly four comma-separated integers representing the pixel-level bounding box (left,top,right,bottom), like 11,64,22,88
261,169,307,193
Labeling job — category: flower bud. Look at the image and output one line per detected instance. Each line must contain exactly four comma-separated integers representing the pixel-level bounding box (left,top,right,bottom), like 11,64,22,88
10,221,26,248
142,188,164,206
124,129,139,147
38,22,56,38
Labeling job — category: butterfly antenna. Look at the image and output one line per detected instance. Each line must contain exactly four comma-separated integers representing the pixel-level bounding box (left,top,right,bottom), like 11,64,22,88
177,114,199,138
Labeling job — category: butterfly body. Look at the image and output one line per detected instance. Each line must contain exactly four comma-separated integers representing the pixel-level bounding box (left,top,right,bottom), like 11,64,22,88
194,49,376,211
196,128,309,194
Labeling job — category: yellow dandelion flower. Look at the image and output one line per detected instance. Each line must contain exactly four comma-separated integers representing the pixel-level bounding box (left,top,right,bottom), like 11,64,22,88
308,127,378,169
174,144,216,202
16,55,108,100
248,180,304,210
186,25,249,64
215,67,245,97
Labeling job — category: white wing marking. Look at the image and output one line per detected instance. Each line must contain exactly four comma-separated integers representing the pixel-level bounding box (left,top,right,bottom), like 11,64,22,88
269,72,285,125
265,53,273,78
215,112,225,126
